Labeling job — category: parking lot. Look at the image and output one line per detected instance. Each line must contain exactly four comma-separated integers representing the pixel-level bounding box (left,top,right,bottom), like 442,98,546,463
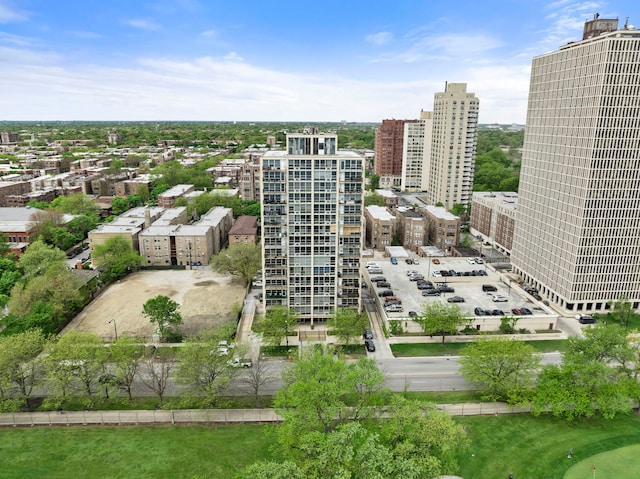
363,252,558,332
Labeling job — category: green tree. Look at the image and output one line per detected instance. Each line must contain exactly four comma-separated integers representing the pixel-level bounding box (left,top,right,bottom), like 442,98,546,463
376,397,469,477
416,302,467,344
45,331,108,405
0,257,21,307
0,330,48,411
8,263,83,334
66,214,99,240
108,335,144,400
17,239,67,280
332,308,368,348
110,197,131,216
143,295,182,340
364,192,386,207
368,173,380,191
459,338,541,402
50,193,98,216
139,351,174,406
92,235,144,281
257,305,298,348
177,329,240,406
274,352,388,460
235,461,305,479
296,421,422,479
210,242,261,287
607,295,636,330
532,324,637,420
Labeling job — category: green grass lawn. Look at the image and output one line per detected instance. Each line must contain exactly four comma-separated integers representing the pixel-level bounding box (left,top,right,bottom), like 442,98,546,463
0,424,272,479
456,414,640,479
391,339,568,357
2,413,640,478
564,444,640,479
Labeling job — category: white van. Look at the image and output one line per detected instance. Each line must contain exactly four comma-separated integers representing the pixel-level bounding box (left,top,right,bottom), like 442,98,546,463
385,304,404,313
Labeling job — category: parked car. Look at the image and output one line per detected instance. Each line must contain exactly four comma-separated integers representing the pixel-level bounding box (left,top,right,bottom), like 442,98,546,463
476,270,488,276
413,259,419,265
447,296,465,303
384,304,404,313
364,340,376,352
474,258,484,264
367,268,383,275
384,300,402,307
384,296,402,303
408,311,418,317
378,290,395,297
375,281,391,288
409,274,424,281
491,309,504,316
405,259,414,265
365,262,379,268
228,357,253,368
422,289,441,296
520,307,533,315
492,294,508,302
390,257,398,265
482,284,498,292
432,270,442,277
370,276,386,282
407,270,419,276
431,258,440,264
512,308,523,315
474,307,486,316
416,282,433,290
363,329,374,339
438,286,455,293
577,314,596,324
466,258,476,265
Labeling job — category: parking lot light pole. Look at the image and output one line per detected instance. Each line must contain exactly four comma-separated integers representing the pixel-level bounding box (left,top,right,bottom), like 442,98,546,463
109,319,118,341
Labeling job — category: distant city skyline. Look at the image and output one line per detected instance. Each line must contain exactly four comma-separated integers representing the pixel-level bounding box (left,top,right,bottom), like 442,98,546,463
0,0,638,123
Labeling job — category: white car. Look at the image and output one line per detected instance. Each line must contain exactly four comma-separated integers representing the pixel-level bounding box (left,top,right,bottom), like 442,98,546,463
475,258,484,264
432,270,442,277
413,259,419,265
365,262,379,268
466,258,476,264
492,294,508,302
406,270,419,276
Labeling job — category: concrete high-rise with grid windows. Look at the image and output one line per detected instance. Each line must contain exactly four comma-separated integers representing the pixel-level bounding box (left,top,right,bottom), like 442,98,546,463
260,127,364,325
401,110,433,192
427,83,479,209
511,16,640,313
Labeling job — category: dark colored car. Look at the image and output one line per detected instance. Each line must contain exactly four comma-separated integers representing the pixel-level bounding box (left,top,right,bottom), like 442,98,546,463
378,290,395,297
482,284,498,292
409,274,424,281
474,307,486,316
405,259,414,265
408,311,418,317
416,282,434,290
370,276,386,282
491,309,505,316
364,340,376,352
447,296,465,303
520,307,533,315
375,281,391,288
438,286,455,293
578,315,596,324
422,289,441,296
476,270,488,276
363,329,373,339
512,308,523,315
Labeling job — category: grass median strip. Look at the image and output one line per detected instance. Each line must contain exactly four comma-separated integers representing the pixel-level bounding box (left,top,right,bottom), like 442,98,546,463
391,339,568,357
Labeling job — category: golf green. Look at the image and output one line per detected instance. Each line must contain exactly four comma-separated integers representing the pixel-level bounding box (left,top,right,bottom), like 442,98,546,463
564,444,640,479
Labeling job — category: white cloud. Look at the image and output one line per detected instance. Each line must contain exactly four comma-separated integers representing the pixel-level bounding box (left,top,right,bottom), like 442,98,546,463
124,18,161,31
0,31,35,47
0,2,28,23
223,51,243,62
201,29,216,37
68,30,107,40
365,31,393,46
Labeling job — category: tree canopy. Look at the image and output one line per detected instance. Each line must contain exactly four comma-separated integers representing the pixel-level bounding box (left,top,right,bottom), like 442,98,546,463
416,302,467,344
142,295,182,341
210,242,261,287
92,235,144,282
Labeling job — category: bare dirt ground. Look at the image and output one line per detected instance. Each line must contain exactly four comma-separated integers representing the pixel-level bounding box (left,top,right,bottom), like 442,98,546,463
63,269,247,340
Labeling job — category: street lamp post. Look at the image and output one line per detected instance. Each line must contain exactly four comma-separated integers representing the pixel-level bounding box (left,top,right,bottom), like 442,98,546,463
109,319,118,341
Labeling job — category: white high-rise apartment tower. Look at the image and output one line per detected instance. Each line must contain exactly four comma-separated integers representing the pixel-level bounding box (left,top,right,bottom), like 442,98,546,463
427,83,479,208
260,127,364,325
512,16,640,313
401,110,433,192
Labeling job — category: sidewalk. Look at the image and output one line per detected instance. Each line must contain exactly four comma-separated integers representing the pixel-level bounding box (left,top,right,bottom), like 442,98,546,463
0,402,531,427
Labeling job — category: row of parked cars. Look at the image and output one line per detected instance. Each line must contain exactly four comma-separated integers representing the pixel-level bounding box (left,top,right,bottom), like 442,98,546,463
433,269,488,277
474,307,533,316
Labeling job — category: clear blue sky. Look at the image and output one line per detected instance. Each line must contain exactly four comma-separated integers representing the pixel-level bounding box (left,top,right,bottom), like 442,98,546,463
1,0,638,122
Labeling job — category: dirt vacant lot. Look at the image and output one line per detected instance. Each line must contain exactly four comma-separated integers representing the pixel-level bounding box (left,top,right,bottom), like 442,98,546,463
64,269,246,340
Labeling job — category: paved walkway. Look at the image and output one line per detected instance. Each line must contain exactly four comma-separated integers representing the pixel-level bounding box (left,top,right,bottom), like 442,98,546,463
0,402,531,427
